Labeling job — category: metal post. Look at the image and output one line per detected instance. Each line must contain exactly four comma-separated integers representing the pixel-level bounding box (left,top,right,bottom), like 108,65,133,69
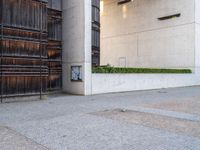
39,0,42,100
45,6,48,94
1,0,4,103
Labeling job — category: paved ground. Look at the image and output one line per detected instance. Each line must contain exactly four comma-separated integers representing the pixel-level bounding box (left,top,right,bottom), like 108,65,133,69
0,126,47,150
0,86,200,150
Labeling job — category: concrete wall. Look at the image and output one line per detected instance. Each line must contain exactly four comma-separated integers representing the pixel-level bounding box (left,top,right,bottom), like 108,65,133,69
91,0,200,95
195,0,200,71
62,0,92,95
100,0,195,68
91,72,200,94
61,0,200,95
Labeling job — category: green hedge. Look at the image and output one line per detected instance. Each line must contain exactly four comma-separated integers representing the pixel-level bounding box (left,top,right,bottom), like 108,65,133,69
92,67,192,74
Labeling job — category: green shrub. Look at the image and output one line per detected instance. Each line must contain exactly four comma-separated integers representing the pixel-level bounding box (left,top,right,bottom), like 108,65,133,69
92,67,192,74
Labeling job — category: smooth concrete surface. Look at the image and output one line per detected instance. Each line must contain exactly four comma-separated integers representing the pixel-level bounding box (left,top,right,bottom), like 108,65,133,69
61,0,200,95
94,0,200,95
91,72,200,94
0,86,200,150
195,0,200,69
100,0,195,68
62,0,92,95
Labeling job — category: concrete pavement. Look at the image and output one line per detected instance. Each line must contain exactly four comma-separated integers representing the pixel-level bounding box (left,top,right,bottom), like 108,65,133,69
0,86,200,150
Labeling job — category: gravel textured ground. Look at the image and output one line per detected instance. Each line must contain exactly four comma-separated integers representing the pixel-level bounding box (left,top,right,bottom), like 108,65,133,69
143,97,200,115
0,126,47,150
92,109,200,137
0,86,200,150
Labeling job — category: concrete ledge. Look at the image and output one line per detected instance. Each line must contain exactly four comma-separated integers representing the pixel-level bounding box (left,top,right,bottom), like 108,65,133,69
91,72,200,94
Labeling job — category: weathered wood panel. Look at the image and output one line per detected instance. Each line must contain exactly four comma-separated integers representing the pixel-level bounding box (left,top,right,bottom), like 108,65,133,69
92,0,100,66
0,0,62,100
0,0,48,99
47,8,62,91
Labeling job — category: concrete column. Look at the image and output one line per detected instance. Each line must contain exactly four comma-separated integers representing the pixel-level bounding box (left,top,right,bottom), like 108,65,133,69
195,0,200,72
62,0,92,95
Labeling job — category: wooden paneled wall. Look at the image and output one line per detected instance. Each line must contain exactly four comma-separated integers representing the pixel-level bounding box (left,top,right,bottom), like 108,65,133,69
0,0,62,100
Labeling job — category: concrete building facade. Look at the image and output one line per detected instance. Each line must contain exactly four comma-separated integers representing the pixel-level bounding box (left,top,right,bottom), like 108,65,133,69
1,0,200,99
62,0,200,95
101,0,195,69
